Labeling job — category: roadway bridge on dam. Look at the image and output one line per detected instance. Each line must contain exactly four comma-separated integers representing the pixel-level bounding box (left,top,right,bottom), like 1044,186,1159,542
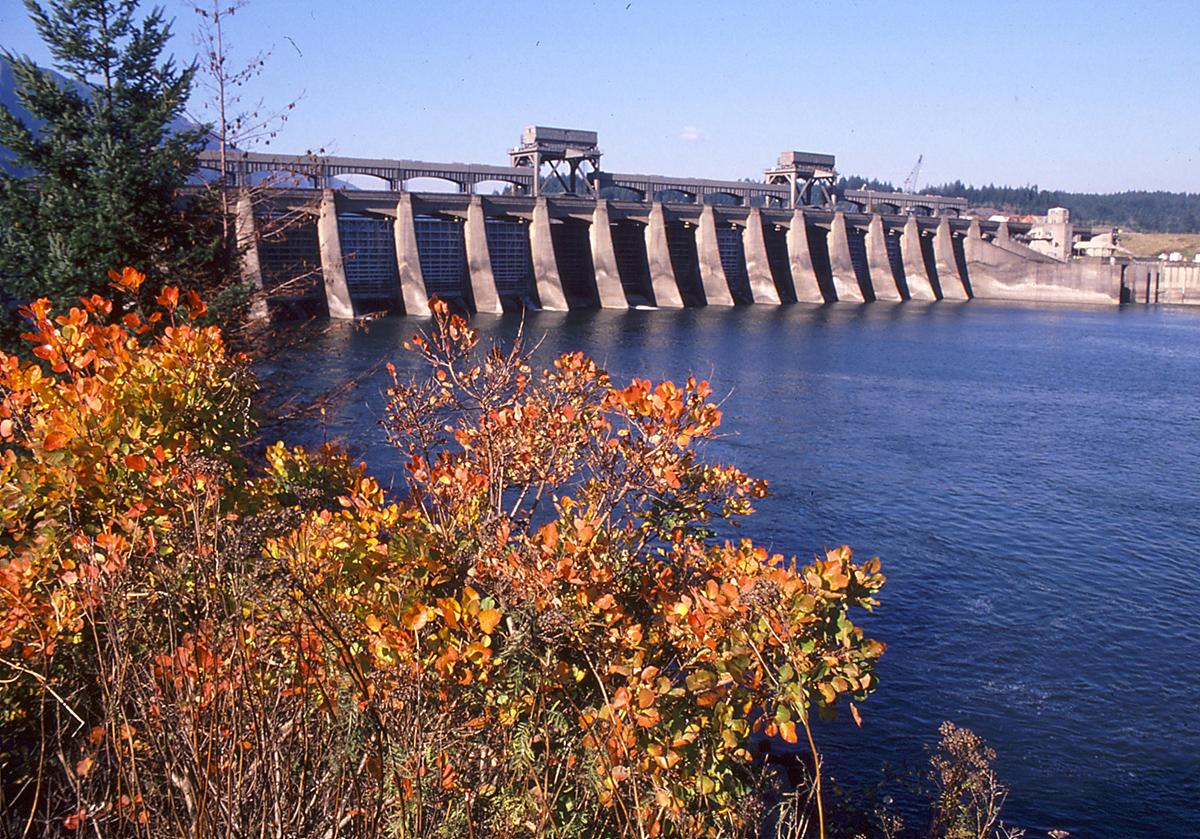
199,150,968,216
208,125,1127,318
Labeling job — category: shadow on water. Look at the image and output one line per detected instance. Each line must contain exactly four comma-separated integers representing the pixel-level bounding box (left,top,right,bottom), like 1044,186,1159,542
260,301,1200,839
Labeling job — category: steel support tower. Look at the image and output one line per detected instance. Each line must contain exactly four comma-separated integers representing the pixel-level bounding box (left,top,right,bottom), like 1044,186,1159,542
764,151,838,209
509,125,602,197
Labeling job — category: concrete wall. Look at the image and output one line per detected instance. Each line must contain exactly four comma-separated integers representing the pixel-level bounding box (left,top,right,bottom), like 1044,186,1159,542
965,231,1123,304
1160,264,1199,304
1131,262,1200,305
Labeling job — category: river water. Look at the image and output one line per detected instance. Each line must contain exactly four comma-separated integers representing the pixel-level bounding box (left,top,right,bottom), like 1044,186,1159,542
259,301,1200,838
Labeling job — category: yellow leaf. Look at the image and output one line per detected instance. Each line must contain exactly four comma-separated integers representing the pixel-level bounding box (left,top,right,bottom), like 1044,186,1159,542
778,721,798,744
365,614,383,633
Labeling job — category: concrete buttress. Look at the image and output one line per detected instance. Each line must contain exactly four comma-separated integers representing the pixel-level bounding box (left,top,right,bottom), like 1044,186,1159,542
696,205,735,306
234,191,269,320
393,193,431,316
787,210,824,303
317,189,355,319
529,197,569,311
464,196,502,314
645,202,684,308
743,209,781,304
934,216,969,300
866,214,902,301
900,215,937,300
828,212,865,302
589,200,630,308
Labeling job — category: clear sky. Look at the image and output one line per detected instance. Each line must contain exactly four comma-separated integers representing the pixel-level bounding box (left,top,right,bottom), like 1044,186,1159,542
2,0,1199,193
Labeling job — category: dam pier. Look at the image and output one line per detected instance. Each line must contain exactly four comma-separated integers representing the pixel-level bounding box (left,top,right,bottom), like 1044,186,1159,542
200,127,1169,318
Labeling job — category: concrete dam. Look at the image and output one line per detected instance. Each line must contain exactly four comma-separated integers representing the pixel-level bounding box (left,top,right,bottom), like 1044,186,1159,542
204,127,1151,318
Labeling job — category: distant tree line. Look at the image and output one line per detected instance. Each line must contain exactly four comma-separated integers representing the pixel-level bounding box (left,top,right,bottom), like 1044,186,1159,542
837,175,1200,233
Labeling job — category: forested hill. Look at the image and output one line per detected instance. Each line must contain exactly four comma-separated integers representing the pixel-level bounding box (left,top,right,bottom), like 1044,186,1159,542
837,175,1200,233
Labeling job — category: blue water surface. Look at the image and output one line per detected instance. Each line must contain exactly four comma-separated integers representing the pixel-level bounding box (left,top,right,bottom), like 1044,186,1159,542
258,301,1200,838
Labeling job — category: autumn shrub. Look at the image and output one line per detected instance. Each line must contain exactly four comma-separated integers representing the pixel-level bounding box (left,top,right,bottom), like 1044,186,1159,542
0,279,886,838
926,722,1014,839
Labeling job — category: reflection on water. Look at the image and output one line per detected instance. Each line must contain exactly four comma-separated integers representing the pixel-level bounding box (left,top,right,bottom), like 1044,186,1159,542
259,301,1200,838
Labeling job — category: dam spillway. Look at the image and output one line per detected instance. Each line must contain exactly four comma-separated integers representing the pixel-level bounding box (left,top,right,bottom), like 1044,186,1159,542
205,125,1155,318
236,188,1137,318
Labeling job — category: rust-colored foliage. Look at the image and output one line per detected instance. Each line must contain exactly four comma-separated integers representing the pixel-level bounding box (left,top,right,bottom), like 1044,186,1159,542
0,286,885,838
0,268,248,661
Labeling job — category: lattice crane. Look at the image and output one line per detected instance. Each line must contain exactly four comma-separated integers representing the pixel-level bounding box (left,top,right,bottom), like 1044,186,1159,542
902,154,923,193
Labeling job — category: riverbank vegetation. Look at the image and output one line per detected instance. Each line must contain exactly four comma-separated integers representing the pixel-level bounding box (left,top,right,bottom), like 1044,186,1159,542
0,276,897,835
0,278,1045,838
838,175,1200,234
0,2,1050,836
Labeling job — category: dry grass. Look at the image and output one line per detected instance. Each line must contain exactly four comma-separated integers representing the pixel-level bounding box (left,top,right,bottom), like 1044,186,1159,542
1120,232,1200,259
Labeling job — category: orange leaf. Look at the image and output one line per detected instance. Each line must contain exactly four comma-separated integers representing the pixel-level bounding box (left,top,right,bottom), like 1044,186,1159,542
124,454,148,471
43,430,69,451
478,608,502,635
156,286,179,309
538,522,559,551
109,267,145,291
75,755,94,777
403,603,429,632
778,721,798,744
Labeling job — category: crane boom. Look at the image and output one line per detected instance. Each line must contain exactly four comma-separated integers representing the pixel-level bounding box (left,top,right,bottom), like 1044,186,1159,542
903,154,923,193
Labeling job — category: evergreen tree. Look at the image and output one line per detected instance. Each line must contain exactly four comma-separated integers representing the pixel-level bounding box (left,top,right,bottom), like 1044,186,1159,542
0,0,219,330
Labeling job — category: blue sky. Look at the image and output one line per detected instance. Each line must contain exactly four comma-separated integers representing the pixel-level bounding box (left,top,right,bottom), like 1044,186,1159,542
2,0,1198,192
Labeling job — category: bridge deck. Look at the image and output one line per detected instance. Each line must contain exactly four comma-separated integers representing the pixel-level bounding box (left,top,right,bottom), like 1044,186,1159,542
196,150,972,212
